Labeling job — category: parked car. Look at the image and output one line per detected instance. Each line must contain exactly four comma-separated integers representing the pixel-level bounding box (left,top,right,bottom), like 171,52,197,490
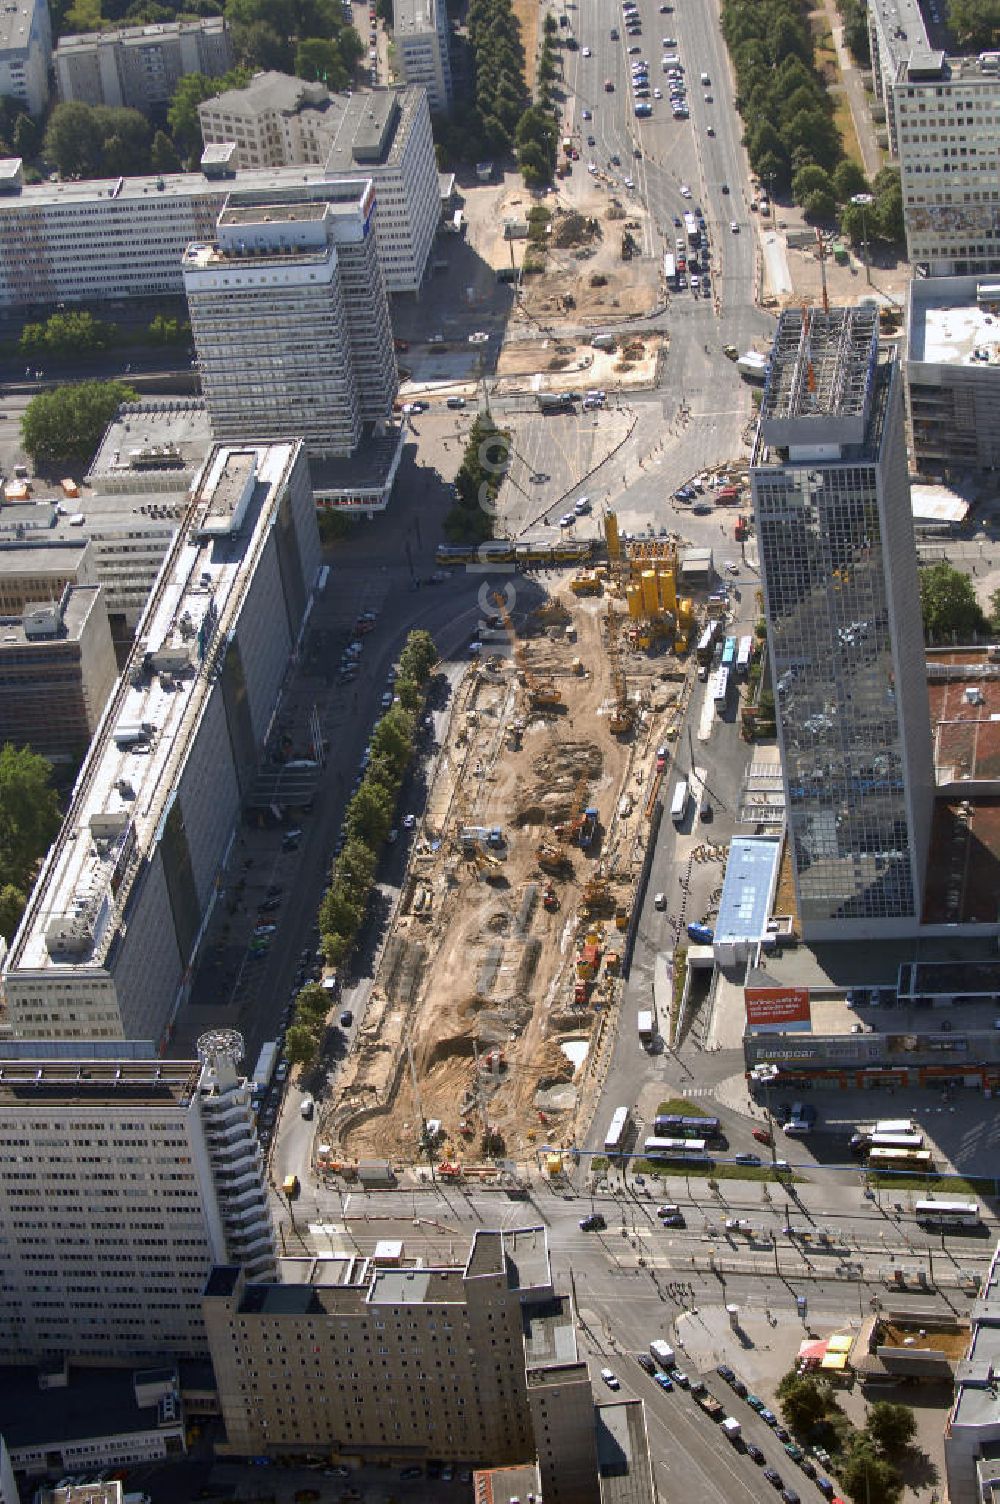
580,1212,607,1231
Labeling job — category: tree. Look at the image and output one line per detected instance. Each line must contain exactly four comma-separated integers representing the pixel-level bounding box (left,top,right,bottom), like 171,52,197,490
296,36,348,86
22,380,138,467
0,883,26,943
792,163,834,205
803,187,836,222
295,982,330,1024
989,587,1000,632
337,837,378,891
371,709,413,773
543,11,556,33
285,1020,321,1068
319,881,364,937
867,1402,917,1455
44,101,105,178
150,129,182,172
167,69,252,158
12,112,38,158
775,1372,829,1433
872,165,904,242
839,1440,903,1504
948,0,1000,50
0,744,61,893
21,310,116,357
832,159,869,202
919,560,988,641
399,629,438,685
345,782,393,848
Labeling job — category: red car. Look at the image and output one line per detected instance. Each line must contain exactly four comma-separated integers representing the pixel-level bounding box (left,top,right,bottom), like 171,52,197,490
752,1127,773,1145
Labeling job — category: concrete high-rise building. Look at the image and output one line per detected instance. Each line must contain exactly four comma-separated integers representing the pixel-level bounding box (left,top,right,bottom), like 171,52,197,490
1,441,320,1047
0,1034,276,1363
893,50,1000,276
751,306,934,939
906,274,1000,473
184,181,396,459
54,17,233,113
198,83,440,292
0,535,96,615
393,0,453,113
0,0,51,117
0,584,117,764
204,1231,602,1496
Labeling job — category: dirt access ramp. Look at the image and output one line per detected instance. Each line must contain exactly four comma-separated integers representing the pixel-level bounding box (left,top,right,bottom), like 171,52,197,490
332,590,668,1166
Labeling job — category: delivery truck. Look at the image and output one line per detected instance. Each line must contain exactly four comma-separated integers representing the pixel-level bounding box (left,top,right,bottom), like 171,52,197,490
637,1009,654,1046
650,1339,675,1368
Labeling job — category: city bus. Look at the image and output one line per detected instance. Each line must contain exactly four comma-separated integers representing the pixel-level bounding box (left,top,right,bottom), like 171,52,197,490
721,636,737,669
604,1105,631,1157
711,667,729,707
696,623,718,665
654,1114,722,1141
736,636,752,677
866,1131,925,1154
663,252,677,289
643,1136,710,1162
867,1147,934,1172
915,1199,982,1231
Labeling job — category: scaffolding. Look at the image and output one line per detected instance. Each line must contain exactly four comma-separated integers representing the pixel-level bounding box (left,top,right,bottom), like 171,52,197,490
762,305,879,424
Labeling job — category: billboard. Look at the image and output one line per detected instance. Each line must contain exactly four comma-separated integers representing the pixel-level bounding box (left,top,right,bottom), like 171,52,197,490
745,985,811,1032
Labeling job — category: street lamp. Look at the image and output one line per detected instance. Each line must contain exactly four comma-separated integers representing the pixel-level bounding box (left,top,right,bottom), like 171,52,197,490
851,193,875,285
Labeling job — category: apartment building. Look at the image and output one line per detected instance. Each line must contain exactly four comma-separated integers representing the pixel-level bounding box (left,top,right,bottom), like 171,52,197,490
55,17,232,113
751,307,934,940
198,82,439,292
0,585,117,764
0,1036,276,1363
906,274,1000,471
393,0,452,113
208,1231,621,1502
866,0,929,150
893,50,1000,275
1,441,320,1046
0,0,51,117
184,182,396,459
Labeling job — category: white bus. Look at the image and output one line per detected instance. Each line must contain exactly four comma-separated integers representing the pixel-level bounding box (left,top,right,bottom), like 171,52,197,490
867,1131,925,1153
605,1105,631,1156
867,1147,933,1171
711,667,729,707
643,1136,709,1161
736,636,752,676
875,1118,918,1135
670,778,689,825
915,1199,982,1231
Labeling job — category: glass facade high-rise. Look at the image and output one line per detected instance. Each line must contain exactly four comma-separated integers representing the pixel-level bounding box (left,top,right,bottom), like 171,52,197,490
751,306,934,939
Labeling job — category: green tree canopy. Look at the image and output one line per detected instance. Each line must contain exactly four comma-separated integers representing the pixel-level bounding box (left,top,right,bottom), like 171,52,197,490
150,128,182,172
839,1440,903,1504
296,35,349,85
167,68,251,160
399,629,437,685
20,311,117,358
22,380,138,467
336,837,378,892
44,102,151,178
295,982,331,1024
285,1020,321,1068
775,1372,830,1433
948,0,1000,50
867,1401,917,1454
0,744,61,895
832,159,869,202
0,883,26,943
791,163,834,204
345,783,393,848
919,561,988,642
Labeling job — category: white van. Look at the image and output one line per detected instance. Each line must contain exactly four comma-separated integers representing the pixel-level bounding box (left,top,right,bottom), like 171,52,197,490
700,70,710,83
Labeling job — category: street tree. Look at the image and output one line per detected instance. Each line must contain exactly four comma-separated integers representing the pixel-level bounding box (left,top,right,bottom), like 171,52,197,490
399,629,438,686
919,560,987,641
285,1020,320,1068
295,982,330,1025
22,380,138,467
948,0,1000,50
319,881,364,938
336,838,378,892
345,782,393,849
775,1372,829,1433
832,159,869,202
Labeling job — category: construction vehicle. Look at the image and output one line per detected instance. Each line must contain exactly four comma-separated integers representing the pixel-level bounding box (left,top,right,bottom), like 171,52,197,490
574,981,590,1004
536,840,571,874
438,1161,463,1180
578,807,599,849
570,571,602,596
615,904,629,930
542,884,559,911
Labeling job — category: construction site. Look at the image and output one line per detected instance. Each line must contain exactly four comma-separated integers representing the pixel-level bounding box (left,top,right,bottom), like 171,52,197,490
322,519,700,1177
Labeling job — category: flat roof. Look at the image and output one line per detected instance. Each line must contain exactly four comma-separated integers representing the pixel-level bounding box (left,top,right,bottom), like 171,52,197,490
369,1267,463,1304
0,583,100,646
472,1464,541,1504
522,1296,577,1367
323,88,408,173
0,161,370,211
911,298,1000,368
870,0,928,72
597,1400,656,1504
928,668,1000,785
4,442,300,979
503,1226,550,1291
56,15,225,48
0,1364,178,1448
0,539,90,576
394,0,439,33
911,485,970,525
88,402,213,487
0,0,44,52
0,1056,199,1107
760,932,1000,993
715,837,781,944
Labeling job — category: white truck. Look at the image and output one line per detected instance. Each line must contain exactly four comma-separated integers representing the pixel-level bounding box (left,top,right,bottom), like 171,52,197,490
638,1009,655,1046
650,1339,675,1368
670,778,689,826
721,1417,742,1443
252,1040,279,1092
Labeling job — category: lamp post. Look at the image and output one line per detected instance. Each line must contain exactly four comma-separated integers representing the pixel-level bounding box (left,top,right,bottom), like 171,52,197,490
851,193,875,285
